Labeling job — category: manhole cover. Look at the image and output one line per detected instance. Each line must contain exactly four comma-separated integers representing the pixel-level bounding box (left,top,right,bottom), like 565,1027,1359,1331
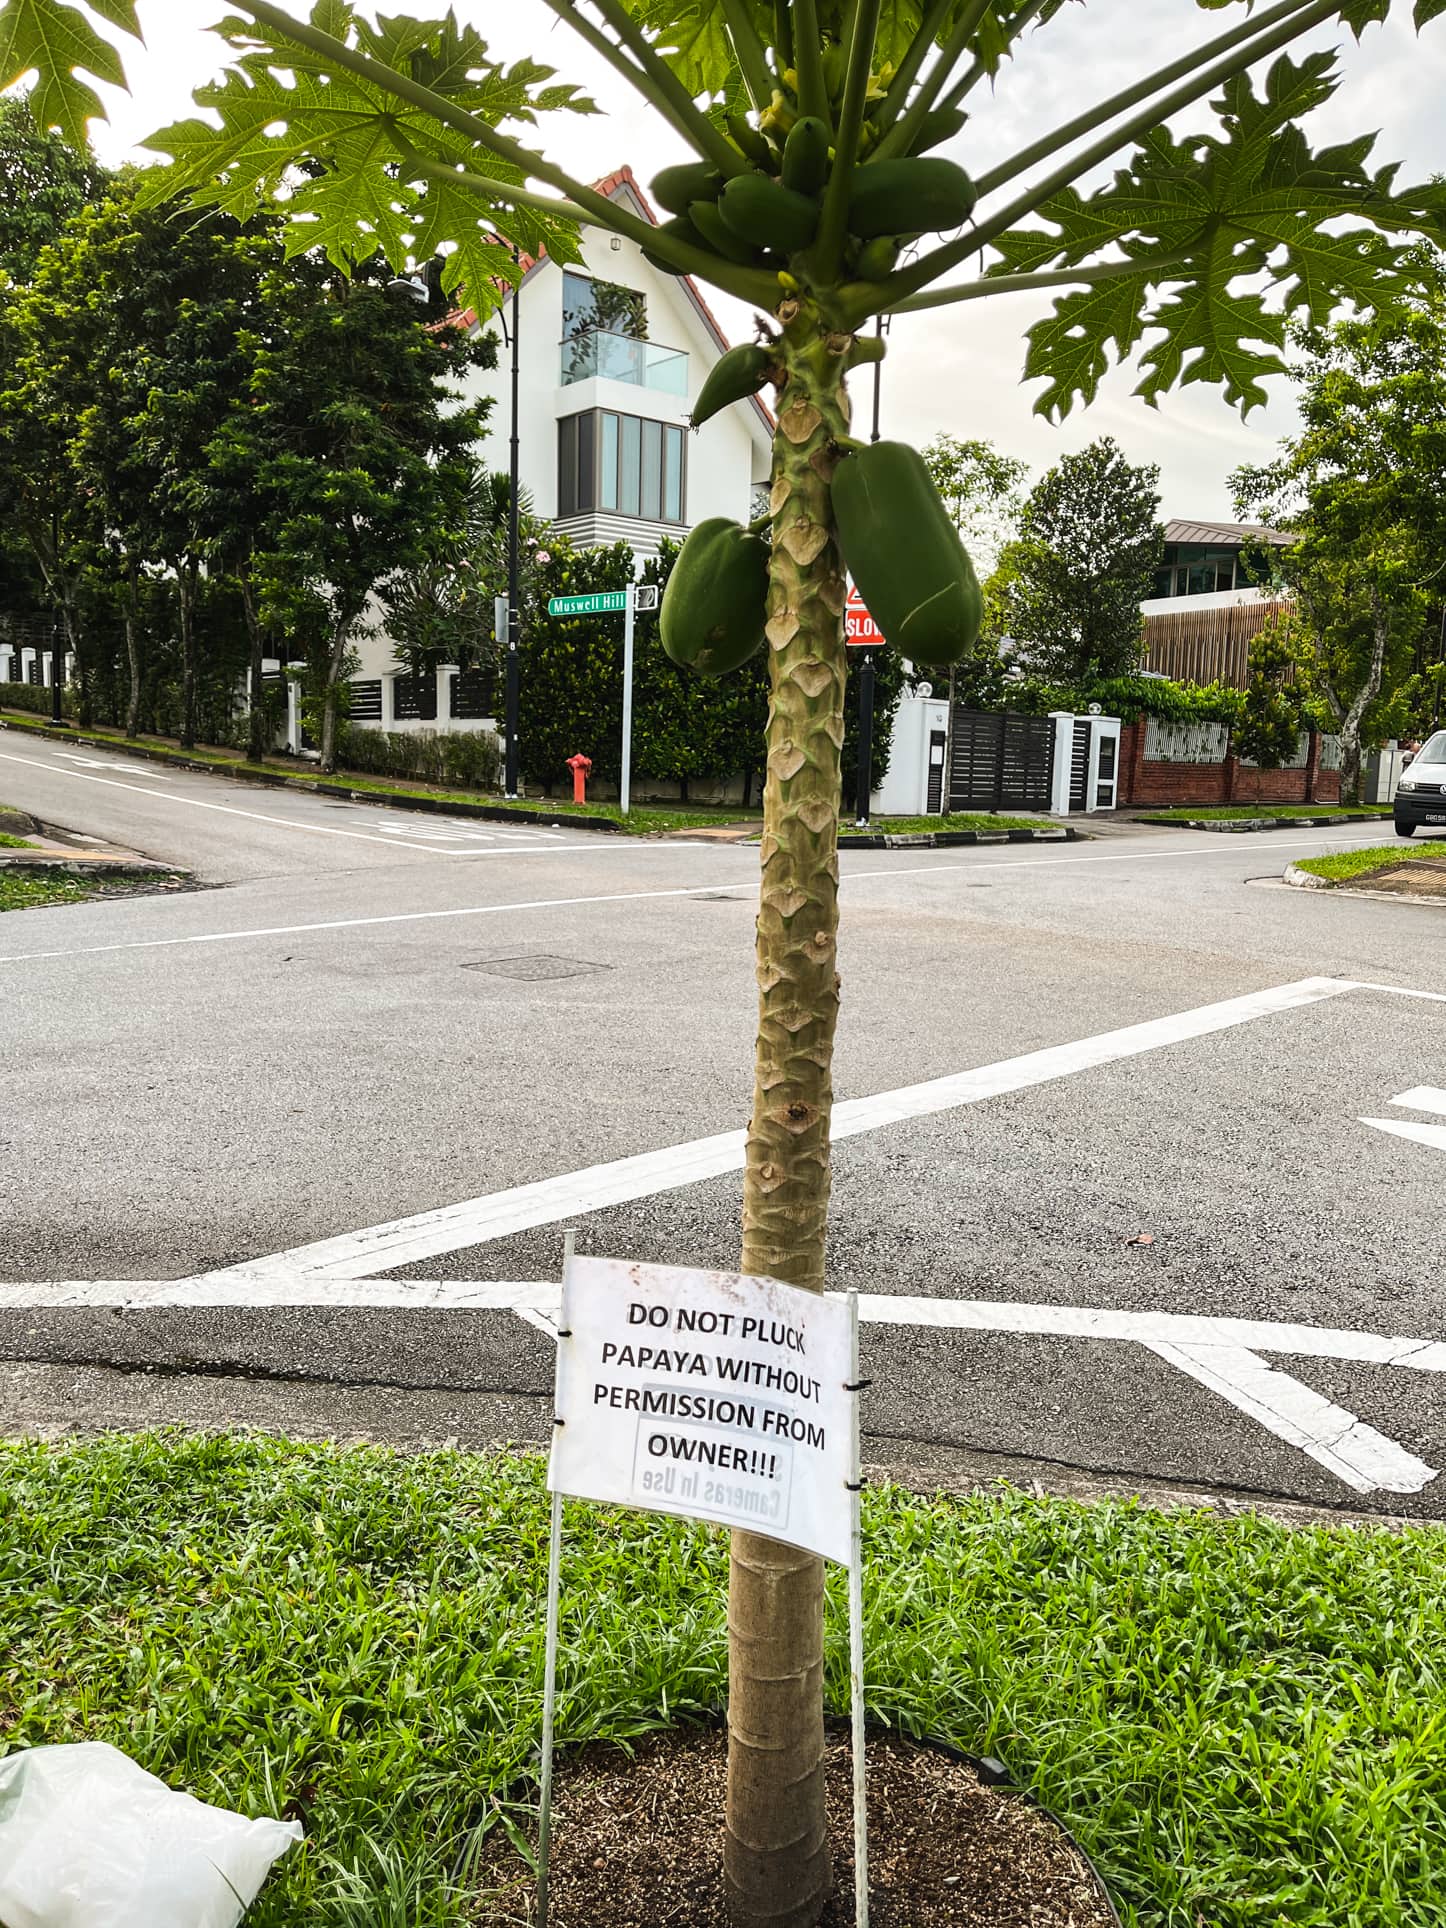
462,955,611,980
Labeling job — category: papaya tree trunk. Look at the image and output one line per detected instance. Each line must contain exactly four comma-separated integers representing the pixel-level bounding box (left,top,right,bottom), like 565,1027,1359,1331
725,317,852,1928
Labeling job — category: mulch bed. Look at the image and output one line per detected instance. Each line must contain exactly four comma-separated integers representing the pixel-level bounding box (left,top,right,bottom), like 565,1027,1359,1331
1355,857,1446,898
473,1726,1117,1926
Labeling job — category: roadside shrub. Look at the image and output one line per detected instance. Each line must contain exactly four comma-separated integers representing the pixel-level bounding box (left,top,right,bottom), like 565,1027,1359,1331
335,723,503,793
0,680,78,719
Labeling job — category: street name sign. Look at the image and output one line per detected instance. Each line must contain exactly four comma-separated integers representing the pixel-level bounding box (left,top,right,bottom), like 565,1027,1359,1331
845,582,884,648
548,585,658,617
549,1255,852,1563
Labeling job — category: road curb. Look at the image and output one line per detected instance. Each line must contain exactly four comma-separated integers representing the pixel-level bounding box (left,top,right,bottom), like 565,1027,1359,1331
0,713,626,832
1283,861,1333,890
1135,812,1383,832
0,851,190,881
837,826,1084,850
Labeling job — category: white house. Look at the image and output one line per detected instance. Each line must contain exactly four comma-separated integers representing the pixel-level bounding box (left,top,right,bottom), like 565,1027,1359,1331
348,167,774,730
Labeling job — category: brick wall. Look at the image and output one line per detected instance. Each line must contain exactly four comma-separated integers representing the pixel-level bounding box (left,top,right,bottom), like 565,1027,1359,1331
1119,718,1340,807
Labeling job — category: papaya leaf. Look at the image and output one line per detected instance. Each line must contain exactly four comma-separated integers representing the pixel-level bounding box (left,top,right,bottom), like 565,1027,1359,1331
138,2,593,321
0,0,141,145
993,52,1446,419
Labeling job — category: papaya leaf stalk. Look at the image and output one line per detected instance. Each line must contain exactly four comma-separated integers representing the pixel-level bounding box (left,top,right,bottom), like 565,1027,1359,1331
971,0,1323,198
882,0,1347,309
812,0,882,280
870,0,993,163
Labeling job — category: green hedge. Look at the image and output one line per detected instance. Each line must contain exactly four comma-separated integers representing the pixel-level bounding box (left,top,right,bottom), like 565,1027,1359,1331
335,723,502,791
0,680,76,719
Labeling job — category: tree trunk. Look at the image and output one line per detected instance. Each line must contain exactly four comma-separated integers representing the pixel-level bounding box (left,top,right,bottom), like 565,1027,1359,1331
178,562,198,749
1338,601,1389,804
124,569,142,740
239,572,267,764
318,619,351,774
725,319,851,1928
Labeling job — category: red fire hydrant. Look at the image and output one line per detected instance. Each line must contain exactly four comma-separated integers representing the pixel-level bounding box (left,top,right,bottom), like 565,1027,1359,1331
566,752,593,804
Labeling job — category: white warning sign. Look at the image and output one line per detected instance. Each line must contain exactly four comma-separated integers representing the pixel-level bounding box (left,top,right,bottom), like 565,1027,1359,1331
548,1256,853,1564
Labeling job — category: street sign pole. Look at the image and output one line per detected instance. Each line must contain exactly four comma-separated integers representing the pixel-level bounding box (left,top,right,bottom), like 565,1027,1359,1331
855,649,876,827
545,585,656,817
621,587,635,818
504,253,522,799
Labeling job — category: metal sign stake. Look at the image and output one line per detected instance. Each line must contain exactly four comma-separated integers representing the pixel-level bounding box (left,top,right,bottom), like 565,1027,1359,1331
621,587,635,819
537,1229,575,1928
847,1288,869,1927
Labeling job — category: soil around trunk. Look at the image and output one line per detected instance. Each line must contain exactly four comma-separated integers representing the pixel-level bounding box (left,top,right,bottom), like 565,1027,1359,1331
473,1726,1117,1927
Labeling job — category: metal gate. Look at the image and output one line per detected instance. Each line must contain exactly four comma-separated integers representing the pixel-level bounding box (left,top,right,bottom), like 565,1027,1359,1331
947,709,1054,812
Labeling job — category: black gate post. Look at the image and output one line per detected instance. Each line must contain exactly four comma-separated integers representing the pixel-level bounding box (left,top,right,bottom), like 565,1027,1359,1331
855,649,876,825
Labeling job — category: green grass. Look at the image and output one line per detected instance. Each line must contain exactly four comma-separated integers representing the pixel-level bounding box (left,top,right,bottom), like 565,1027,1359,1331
0,867,172,912
1137,804,1390,823
846,812,1059,835
2,1435,1442,1927
1295,838,1446,882
0,830,33,848
0,709,759,837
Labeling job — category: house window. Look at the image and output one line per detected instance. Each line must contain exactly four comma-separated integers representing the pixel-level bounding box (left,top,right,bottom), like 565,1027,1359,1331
558,409,687,523
1151,543,1240,598
562,270,647,342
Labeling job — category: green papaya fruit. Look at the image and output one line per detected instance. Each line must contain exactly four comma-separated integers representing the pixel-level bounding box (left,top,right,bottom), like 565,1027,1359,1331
651,162,725,217
641,215,706,276
718,173,820,252
847,157,977,239
910,105,968,153
727,112,775,171
854,235,899,280
832,441,983,666
691,343,774,428
688,197,763,266
781,116,830,196
820,41,848,104
660,519,769,677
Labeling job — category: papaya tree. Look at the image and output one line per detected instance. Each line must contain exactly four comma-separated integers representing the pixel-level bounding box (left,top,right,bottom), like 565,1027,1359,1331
7,0,1446,1918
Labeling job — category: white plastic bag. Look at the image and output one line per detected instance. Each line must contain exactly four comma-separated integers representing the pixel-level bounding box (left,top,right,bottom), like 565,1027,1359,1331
0,1742,302,1928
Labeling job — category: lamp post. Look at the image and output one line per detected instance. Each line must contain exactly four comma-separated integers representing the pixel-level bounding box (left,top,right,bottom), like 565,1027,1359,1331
504,249,521,799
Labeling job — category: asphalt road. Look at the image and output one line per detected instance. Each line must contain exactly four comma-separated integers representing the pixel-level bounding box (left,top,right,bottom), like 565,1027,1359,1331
2,723,1443,1520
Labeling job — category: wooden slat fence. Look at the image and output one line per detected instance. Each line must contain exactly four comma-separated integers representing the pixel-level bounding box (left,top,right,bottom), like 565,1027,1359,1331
1141,600,1292,689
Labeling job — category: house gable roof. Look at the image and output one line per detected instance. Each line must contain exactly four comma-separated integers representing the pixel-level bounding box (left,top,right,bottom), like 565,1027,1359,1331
453,167,775,441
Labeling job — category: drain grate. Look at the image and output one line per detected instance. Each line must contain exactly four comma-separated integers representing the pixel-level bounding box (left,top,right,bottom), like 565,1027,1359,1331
462,954,611,981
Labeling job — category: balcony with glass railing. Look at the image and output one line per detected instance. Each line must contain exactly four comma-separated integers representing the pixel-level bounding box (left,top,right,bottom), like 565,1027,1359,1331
559,329,688,396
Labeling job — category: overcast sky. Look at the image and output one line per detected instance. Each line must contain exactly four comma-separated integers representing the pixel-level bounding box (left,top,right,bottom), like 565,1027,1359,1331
83,0,1445,519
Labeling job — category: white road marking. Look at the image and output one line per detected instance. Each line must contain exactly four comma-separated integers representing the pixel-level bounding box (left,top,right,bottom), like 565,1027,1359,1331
0,878,756,967
1391,1086,1446,1115
0,829,1418,970
0,746,591,860
1142,1341,1431,1495
3,1280,1437,1496
1360,1116,1446,1154
57,753,174,779
199,977,1356,1285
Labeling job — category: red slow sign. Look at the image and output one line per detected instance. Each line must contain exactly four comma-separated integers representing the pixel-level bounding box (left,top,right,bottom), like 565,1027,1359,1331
844,583,883,648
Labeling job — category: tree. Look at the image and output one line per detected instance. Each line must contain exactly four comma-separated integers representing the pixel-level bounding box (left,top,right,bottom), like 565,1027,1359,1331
921,433,1027,578
1235,611,1306,768
0,92,105,285
1233,269,1446,799
1005,437,1164,683
228,259,490,770
13,1,1446,1918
